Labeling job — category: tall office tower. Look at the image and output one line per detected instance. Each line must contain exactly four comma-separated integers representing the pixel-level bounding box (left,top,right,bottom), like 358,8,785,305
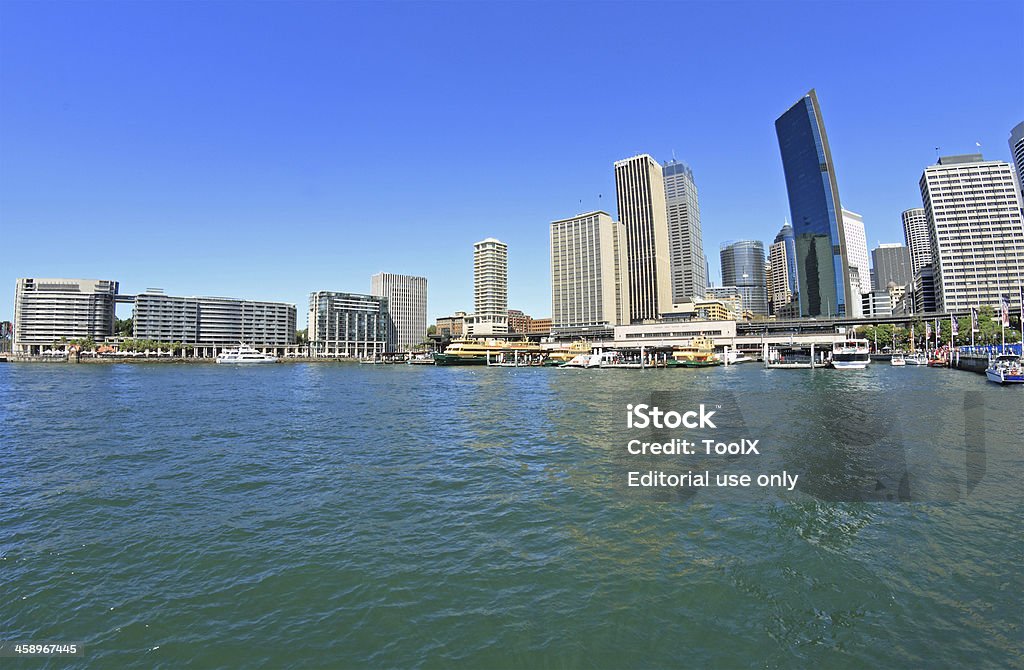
308,291,389,357
775,89,850,317
662,160,706,303
614,154,671,321
371,272,427,351
468,238,508,335
920,154,1024,314
13,278,118,354
550,210,630,337
773,221,799,297
901,207,932,275
1010,122,1024,199
767,239,793,314
720,240,768,316
841,209,870,316
871,243,912,291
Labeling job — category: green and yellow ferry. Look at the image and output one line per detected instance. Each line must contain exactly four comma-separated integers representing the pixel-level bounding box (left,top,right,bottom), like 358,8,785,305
667,336,722,368
433,338,543,366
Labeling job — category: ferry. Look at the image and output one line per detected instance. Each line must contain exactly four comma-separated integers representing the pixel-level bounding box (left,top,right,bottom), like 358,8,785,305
432,338,541,366
669,336,722,368
216,344,278,364
830,339,871,369
985,354,1024,384
544,340,591,366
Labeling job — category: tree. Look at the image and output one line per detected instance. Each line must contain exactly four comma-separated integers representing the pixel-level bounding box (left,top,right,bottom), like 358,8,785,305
116,317,133,337
295,328,308,344
427,325,437,336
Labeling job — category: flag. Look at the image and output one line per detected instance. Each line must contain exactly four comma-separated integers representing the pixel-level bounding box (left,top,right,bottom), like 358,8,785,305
1019,285,1023,327
926,322,932,340
1001,294,1010,328
951,316,958,337
970,306,978,332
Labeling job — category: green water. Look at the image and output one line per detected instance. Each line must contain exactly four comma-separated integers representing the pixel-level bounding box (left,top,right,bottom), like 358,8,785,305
1,363,1020,668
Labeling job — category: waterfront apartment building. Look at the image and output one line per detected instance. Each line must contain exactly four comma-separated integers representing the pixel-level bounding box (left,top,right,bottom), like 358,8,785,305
466,238,508,336
872,243,912,291
663,160,707,303
133,291,296,345
550,210,630,337
902,207,932,276
13,278,118,354
841,209,870,316
308,291,389,357
371,272,427,351
920,154,1024,314
720,241,768,316
1010,122,1024,200
615,154,671,321
776,89,850,317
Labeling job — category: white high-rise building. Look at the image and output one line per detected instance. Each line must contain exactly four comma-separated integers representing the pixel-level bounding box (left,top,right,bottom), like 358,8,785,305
767,239,793,314
371,273,427,351
662,160,706,303
920,154,1024,314
549,211,629,337
840,209,870,317
467,238,508,336
1009,122,1024,200
614,154,671,322
902,207,932,275
13,278,118,354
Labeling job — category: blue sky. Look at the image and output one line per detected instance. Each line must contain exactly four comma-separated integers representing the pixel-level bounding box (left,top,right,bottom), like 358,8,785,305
2,1,1022,327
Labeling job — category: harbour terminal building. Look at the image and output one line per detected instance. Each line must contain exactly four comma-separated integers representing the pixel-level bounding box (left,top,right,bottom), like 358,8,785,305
13,278,119,354
308,291,389,358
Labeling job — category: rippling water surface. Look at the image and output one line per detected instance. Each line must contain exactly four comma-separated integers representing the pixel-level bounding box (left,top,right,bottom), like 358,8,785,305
1,362,1021,668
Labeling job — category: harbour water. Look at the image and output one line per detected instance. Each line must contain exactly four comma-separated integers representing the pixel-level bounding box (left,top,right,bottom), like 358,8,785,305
1,363,1021,667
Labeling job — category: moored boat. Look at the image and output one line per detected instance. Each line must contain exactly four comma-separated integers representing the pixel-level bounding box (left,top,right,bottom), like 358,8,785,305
670,336,720,367
433,338,542,366
890,354,906,366
831,339,871,369
985,354,1024,384
216,344,278,364
905,352,928,365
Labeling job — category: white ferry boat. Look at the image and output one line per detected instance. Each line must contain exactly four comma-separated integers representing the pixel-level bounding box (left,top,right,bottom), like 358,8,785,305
216,344,278,364
831,339,871,369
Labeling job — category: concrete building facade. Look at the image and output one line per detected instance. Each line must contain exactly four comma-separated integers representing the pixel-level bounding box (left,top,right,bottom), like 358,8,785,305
615,154,671,322
133,291,296,345
1010,121,1024,200
467,238,508,336
841,209,870,316
371,272,427,351
872,243,913,291
13,278,118,354
902,207,932,276
920,154,1024,314
550,210,629,337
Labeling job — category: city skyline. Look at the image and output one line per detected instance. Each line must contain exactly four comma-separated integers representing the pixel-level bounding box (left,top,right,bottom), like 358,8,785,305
1,2,1022,326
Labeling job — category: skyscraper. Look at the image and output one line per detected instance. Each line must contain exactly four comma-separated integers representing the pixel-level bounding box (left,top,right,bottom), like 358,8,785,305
720,240,768,316
468,238,508,335
773,221,799,297
775,89,850,317
549,211,629,337
901,207,932,275
767,239,793,315
663,160,706,303
920,154,1024,314
371,272,428,350
871,243,912,291
1010,122,1024,200
614,154,671,322
841,209,869,316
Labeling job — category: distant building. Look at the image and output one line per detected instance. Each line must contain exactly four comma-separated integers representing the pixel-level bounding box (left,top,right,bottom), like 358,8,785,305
861,290,893,318
507,309,532,334
871,243,912,291
720,240,768,316
913,265,938,314
767,238,793,315
663,160,706,303
920,154,1024,314
13,278,118,354
1010,122,1024,200
435,312,466,338
466,238,508,336
776,89,850,317
133,290,296,345
371,272,427,350
704,286,745,319
550,210,629,338
527,317,551,335
615,154,671,321
901,207,932,276
841,209,870,316
308,291,388,357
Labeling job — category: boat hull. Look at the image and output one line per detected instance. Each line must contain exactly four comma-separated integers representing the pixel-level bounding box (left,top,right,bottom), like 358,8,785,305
432,354,487,366
986,369,1024,384
216,358,277,364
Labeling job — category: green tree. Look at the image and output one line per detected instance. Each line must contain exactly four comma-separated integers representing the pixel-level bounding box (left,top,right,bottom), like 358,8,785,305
427,325,437,336
295,328,308,344
116,317,133,337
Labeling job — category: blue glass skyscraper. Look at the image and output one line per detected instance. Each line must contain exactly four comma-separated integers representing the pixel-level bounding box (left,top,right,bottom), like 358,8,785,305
775,89,850,317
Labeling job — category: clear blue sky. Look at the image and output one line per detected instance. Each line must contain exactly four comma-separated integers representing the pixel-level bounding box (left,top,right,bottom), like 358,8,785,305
2,1,1022,327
